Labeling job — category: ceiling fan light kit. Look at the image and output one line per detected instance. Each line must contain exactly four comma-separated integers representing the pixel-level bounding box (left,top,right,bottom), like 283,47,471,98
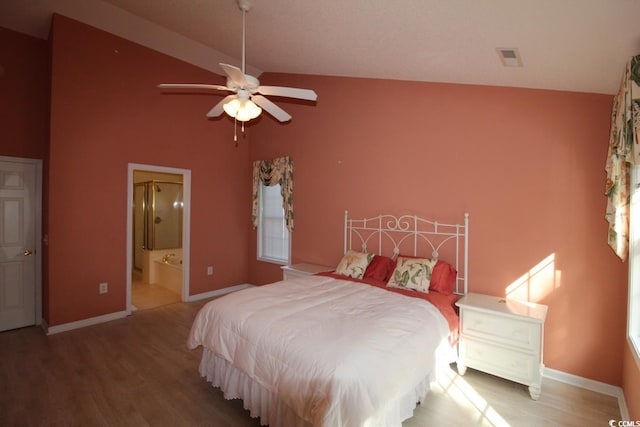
223,98,262,122
157,0,317,133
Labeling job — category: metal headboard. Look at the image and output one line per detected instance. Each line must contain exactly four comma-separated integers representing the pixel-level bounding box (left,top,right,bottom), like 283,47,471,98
344,211,469,295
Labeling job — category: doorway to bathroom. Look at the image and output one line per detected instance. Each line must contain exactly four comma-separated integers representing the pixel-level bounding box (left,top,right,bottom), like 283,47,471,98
126,164,191,313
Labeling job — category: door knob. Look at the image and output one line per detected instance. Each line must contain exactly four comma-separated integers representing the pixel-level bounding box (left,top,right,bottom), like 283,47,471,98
23,249,33,256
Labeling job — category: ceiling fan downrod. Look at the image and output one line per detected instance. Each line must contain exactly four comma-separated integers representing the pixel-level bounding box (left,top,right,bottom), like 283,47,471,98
237,0,252,75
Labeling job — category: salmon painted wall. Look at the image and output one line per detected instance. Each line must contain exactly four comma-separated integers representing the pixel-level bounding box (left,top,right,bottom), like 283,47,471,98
248,73,629,386
0,26,49,320
0,27,48,159
48,15,250,326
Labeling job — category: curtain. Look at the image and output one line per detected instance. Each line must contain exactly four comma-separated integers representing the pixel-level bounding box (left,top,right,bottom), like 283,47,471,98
605,55,640,261
252,156,294,232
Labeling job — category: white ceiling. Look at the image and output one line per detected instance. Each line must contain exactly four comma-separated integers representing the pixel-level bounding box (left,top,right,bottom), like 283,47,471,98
1,0,639,95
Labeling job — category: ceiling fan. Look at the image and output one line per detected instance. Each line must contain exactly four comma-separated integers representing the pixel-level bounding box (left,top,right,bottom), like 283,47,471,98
157,0,317,124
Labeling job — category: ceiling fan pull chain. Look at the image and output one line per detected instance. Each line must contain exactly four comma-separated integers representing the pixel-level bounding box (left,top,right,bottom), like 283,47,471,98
234,117,238,144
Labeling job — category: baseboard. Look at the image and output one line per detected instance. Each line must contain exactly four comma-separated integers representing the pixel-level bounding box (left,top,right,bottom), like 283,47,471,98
544,367,629,419
186,283,254,302
40,284,253,335
44,310,128,335
619,396,630,422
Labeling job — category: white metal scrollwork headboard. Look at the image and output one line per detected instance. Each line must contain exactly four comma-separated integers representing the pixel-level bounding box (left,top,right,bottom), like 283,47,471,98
344,211,469,295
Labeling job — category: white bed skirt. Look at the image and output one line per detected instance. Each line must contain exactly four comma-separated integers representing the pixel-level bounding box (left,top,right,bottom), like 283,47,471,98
199,349,436,427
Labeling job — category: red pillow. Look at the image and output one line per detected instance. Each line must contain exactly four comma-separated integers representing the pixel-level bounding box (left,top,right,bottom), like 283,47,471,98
430,260,458,295
363,255,394,282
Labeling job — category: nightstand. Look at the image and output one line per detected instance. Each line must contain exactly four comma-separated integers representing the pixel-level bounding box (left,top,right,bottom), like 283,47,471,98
455,293,548,400
281,263,334,280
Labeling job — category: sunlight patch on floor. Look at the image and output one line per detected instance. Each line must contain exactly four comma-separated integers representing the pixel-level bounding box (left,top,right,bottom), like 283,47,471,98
434,365,511,427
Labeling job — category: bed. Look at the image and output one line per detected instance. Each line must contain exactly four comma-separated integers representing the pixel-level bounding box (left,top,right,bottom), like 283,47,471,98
188,211,469,427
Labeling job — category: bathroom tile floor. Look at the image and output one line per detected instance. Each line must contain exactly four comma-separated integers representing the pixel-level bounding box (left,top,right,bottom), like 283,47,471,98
132,279,181,310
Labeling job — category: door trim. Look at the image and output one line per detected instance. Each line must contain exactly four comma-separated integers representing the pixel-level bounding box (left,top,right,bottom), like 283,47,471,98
126,163,191,315
0,155,42,326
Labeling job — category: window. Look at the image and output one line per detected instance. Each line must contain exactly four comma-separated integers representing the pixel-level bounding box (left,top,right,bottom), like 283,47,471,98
257,182,290,264
629,165,640,364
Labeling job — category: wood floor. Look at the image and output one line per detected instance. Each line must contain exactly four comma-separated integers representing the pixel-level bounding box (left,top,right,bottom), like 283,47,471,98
0,299,621,427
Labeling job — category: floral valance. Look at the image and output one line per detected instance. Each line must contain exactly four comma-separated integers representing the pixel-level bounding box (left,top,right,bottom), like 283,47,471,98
605,55,640,261
252,156,294,232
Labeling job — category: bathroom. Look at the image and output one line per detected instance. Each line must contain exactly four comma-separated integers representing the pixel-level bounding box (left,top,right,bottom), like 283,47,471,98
132,170,184,310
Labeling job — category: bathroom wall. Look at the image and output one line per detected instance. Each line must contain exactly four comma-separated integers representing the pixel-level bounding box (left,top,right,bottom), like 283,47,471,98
133,171,183,184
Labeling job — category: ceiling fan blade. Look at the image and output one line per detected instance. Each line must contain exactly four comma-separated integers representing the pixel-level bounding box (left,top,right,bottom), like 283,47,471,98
257,86,317,101
252,95,292,122
206,95,237,118
219,63,248,87
157,83,230,92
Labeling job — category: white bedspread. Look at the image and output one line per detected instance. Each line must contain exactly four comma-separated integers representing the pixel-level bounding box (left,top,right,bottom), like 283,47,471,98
187,274,450,427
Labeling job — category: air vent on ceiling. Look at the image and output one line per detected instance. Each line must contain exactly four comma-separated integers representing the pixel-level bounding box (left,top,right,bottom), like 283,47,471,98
496,48,523,67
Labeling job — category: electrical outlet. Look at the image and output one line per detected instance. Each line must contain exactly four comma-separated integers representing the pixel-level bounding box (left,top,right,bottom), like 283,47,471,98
207,266,213,276
99,282,108,294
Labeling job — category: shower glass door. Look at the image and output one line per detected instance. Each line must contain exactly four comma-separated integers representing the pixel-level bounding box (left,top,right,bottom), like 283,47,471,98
145,181,183,250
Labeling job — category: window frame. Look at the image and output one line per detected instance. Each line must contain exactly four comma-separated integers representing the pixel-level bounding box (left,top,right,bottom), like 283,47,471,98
629,164,640,366
256,181,291,265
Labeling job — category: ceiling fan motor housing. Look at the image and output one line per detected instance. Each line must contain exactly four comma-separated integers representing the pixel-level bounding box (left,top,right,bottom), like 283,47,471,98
226,75,260,93
236,89,250,102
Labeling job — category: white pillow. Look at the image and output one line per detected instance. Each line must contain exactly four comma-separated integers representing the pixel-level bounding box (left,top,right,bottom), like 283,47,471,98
335,250,374,279
386,256,437,293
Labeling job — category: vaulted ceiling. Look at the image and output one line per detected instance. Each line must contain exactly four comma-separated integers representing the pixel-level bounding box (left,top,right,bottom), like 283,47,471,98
1,0,639,94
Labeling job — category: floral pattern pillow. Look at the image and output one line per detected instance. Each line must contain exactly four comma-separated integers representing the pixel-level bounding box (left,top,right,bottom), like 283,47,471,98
335,250,374,279
386,256,437,293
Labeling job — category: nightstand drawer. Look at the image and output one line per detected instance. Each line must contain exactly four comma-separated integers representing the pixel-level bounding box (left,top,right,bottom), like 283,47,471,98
462,309,540,352
460,338,538,385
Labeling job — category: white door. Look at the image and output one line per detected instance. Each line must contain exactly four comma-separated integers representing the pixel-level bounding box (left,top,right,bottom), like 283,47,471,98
0,160,37,331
